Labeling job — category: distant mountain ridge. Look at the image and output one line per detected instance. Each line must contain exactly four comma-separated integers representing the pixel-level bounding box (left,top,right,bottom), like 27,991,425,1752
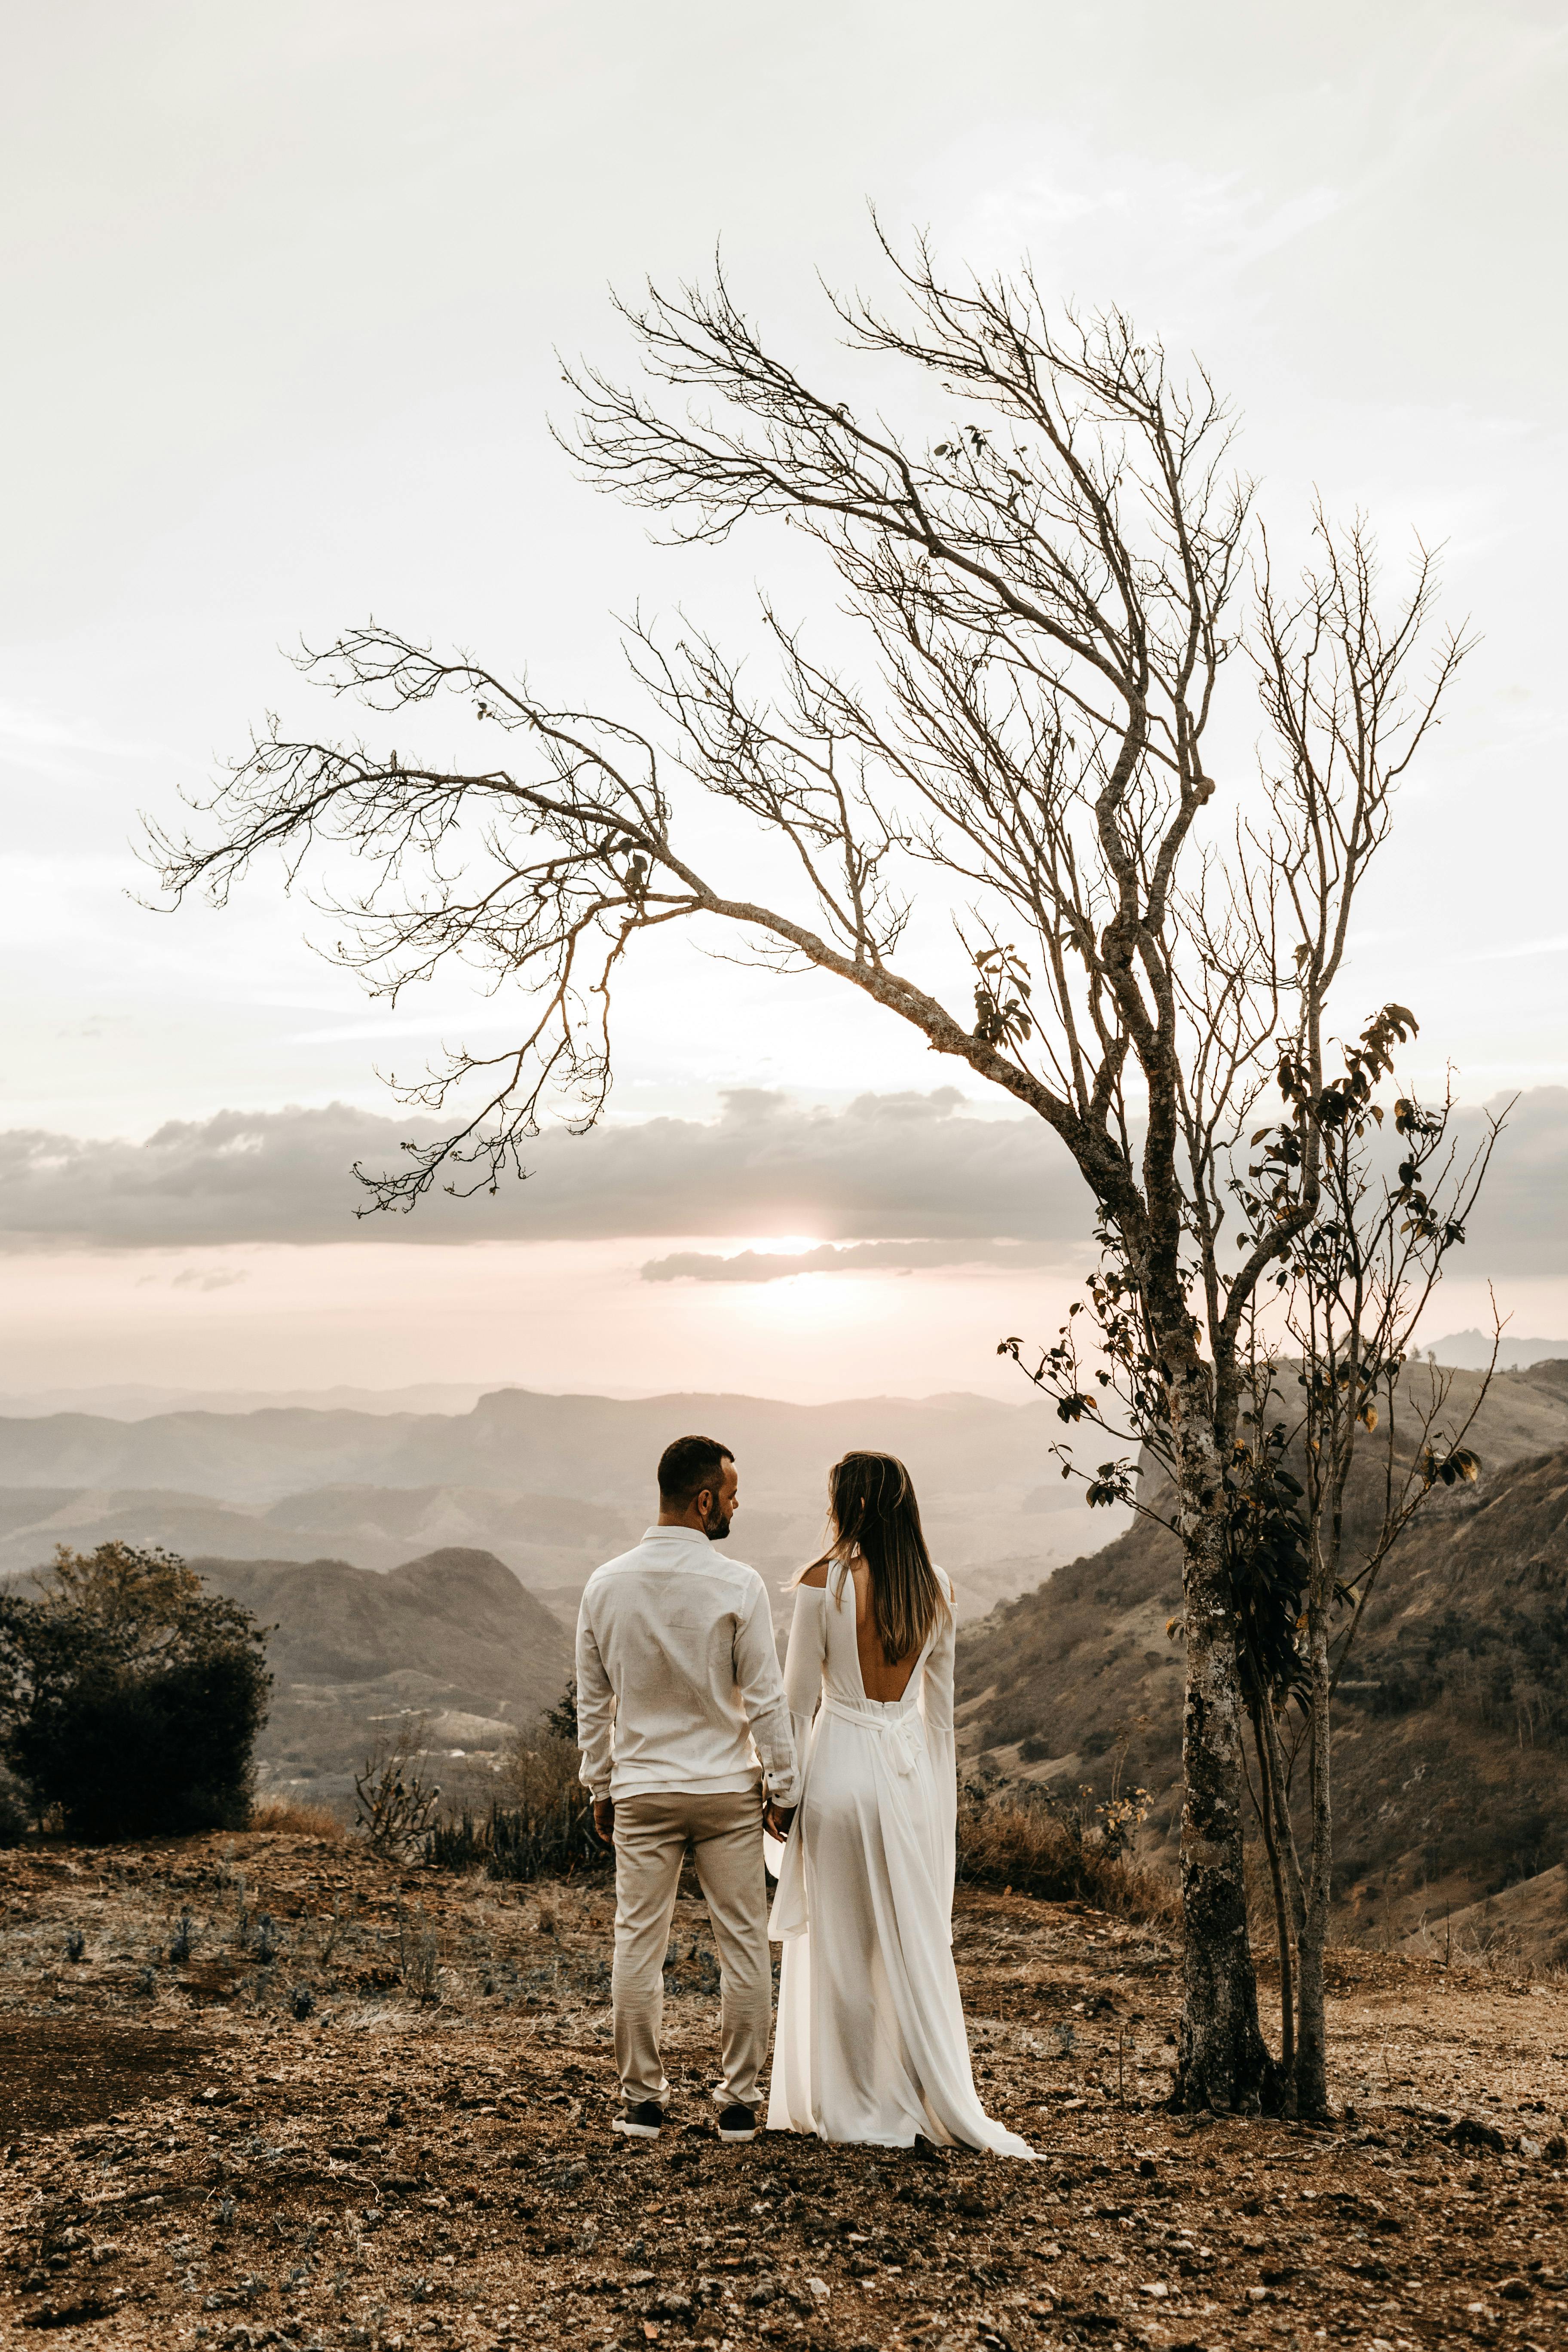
0,1385,1054,1503
0,1385,1112,1623
1428,1330,1568,1370
0,1382,512,1421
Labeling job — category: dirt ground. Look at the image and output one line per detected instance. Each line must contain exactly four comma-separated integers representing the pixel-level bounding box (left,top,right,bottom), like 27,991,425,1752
3,1830,1568,2352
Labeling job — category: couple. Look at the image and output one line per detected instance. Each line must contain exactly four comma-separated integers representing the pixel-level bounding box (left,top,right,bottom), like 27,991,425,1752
575,1433,1034,2157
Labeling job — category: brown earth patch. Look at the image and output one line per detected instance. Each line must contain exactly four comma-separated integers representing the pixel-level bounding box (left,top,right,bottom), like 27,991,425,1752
3,1831,1568,2351
0,2022,218,2137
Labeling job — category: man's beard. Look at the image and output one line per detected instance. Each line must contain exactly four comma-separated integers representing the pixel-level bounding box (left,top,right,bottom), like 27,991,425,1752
701,1498,732,1540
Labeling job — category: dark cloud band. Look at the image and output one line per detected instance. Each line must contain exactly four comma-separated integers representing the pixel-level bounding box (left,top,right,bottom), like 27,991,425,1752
0,1088,1088,1250
0,1084,1559,1274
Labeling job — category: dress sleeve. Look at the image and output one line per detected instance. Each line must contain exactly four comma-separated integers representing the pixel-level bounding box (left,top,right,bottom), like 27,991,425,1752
733,1577,802,1807
918,1571,958,1920
781,1586,828,1783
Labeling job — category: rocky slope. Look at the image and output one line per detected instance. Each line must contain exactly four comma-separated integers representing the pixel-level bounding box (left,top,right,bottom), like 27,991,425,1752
955,1361,1568,1942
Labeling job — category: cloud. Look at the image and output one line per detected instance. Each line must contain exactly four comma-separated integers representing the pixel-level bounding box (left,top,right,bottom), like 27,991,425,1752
0,1088,1092,1251
642,1240,1065,1283
1,1084,1562,1277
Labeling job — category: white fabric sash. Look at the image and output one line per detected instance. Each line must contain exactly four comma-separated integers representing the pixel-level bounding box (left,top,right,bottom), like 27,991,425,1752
823,1695,925,1776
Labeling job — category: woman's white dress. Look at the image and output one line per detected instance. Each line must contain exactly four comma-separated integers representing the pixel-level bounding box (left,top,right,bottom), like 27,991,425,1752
765,1568,1035,2156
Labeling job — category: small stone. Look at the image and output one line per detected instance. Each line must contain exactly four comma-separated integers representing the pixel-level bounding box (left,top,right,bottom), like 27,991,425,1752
1499,2279,1533,2302
805,2276,831,2302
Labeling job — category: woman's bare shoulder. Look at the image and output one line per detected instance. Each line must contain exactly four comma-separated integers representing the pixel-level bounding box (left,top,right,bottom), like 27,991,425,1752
798,1560,830,1589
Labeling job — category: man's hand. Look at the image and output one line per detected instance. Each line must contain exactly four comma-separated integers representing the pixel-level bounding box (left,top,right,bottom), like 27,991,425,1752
764,1801,796,1840
592,1796,615,1845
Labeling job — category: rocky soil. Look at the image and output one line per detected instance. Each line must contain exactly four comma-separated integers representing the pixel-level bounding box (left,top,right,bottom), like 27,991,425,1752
3,1829,1568,2352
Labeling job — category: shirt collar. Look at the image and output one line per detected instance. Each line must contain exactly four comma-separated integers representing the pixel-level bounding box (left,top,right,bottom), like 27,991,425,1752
642,1523,714,1547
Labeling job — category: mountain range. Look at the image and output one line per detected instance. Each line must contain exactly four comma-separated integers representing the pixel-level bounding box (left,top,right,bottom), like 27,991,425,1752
9,1361,1567,1934
0,1384,1109,1624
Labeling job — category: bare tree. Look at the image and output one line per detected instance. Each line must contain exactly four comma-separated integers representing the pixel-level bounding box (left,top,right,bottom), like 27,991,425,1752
147,236,1475,2111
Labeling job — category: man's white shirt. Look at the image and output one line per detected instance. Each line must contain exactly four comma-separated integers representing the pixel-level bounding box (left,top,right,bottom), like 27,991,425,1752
575,1525,799,1805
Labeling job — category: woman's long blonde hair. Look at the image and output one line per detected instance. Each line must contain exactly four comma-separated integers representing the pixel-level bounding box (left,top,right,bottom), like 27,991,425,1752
801,1450,948,1666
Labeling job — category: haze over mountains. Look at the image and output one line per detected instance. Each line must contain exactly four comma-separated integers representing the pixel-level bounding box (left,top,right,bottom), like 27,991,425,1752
10,1360,1568,1927
0,1384,1105,1804
0,1384,1103,1623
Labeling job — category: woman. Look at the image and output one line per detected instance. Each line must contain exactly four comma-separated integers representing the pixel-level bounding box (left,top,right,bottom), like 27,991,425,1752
765,1450,1034,2156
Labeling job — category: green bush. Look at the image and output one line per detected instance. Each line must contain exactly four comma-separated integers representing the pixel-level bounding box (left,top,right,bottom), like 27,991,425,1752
0,1765,28,1847
0,1542,271,1840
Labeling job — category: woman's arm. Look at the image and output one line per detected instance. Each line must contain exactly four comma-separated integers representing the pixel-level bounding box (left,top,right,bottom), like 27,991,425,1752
780,1584,829,1775
919,1575,959,1914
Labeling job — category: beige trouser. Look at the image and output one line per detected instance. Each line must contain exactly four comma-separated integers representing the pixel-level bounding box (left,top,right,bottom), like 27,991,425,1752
611,1786,772,2113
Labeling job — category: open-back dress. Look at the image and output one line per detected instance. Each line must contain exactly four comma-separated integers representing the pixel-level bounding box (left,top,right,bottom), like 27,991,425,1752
764,1563,1035,2155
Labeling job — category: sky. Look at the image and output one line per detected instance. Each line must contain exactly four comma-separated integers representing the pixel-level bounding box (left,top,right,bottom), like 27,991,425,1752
2,0,1565,1403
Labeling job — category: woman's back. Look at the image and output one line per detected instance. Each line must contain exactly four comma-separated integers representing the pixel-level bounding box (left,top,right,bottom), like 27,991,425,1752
799,1556,922,1703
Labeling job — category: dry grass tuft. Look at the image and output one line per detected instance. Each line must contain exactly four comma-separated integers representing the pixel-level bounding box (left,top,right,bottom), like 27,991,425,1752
957,1782,1177,1926
248,1795,346,1840
425,1733,609,1883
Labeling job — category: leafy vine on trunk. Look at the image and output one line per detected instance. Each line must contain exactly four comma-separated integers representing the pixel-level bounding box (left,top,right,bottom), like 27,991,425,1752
145,230,1476,2111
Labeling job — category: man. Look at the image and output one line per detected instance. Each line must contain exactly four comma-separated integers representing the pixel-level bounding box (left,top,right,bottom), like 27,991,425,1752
576,1433,799,2142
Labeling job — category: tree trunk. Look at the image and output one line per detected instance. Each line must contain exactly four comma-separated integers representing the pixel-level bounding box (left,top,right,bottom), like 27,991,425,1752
1292,1615,1334,2116
1250,1708,1295,2083
1255,1693,1311,2113
1170,1434,1279,2113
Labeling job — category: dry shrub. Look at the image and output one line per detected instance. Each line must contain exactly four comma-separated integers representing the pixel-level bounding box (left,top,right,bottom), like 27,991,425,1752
426,1731,608,1883
957,1781,1177,1926
250,1795,346,1840
498,1732,585,1818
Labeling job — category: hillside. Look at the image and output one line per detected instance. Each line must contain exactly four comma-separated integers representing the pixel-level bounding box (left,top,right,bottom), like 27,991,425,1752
0,1484,643,1623
0,1384,1114,1621
2,1544,573,1817
202,1545,573,1812
955,1360,1568,1941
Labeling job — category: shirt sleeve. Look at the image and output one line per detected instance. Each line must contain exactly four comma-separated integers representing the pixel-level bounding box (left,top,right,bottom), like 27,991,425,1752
733,1577,801,1807
575,1590,616,1799
918,1571,958,1924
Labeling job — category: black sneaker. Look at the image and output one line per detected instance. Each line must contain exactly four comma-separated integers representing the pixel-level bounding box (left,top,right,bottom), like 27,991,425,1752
716,2104,758,2142
612,2101,664,2139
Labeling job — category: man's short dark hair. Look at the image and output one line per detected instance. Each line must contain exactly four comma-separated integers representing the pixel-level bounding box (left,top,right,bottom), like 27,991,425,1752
658,1434,734,1507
